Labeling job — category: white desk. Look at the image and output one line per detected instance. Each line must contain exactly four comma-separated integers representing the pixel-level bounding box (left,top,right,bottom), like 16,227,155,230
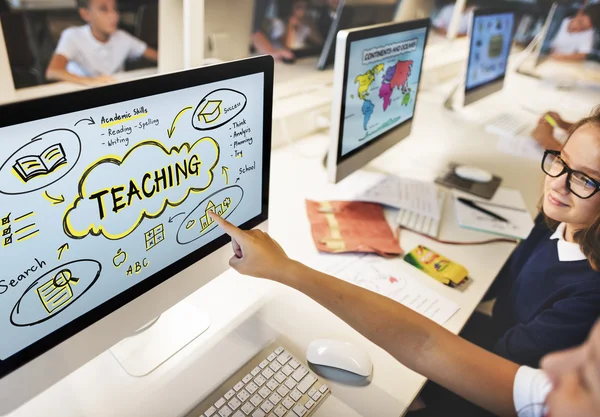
5,69,596,417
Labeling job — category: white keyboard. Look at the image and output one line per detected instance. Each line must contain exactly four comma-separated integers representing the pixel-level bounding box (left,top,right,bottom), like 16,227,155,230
396,191,446,238
484,113,532,137
187,343,330,417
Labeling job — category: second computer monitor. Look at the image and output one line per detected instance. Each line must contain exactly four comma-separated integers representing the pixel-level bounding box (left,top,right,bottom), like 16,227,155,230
327,19,430,183
464,8,515,106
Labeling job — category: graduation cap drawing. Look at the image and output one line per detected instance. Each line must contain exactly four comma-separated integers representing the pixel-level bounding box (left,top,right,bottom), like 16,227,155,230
197,100,222,124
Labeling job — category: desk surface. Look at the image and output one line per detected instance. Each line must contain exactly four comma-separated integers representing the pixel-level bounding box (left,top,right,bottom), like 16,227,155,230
6,68,598,417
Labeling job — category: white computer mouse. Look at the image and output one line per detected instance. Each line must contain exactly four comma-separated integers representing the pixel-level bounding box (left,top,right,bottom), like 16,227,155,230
306,339,373,377
454,165,493,183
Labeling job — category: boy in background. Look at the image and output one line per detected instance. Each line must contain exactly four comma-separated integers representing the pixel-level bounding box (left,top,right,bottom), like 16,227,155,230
46,0,157,86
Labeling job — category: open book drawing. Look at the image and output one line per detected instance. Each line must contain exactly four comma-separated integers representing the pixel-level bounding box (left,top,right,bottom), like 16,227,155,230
12,143,67,182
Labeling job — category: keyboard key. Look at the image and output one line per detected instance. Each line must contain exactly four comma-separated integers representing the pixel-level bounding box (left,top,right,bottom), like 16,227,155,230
260,400,274,413
293,404,308,416
284,378,297,390
250,394,262,407
266,379,279,391
219,405,233,417
282,397,295,410
237,389,250,403
261,368,275,380
258,387,271,399
215,398,226,409
275,347,284,355
228,398,241,411
269,361,282,372
251,367,261,376
274,405,287,417
307,388,317,398
267,353,278,362
296,374,317,394
281,364,294,376
259,360,269,369
291,367,308,382
277,351,292,365
311,392,322,402
289,389,302,402
204,406,217,416
234,382,245,392
225,389,236,400
269,393,282,405
242,374,253,384
254,375,267,387
305,399,315,409
241,402,254,415
319,384,329,394
288,359,300,369
274,371,287,383
232,411,244,417
246,382,258,394
277,386,290,398
251,411,265,417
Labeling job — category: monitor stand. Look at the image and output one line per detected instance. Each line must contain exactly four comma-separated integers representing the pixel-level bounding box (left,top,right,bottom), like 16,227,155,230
109,300,210,376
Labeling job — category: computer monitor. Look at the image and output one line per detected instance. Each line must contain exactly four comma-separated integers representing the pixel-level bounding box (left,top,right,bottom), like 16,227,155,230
327,18,430,183
463,8,515,106
0,55,273,413
317,0,401,70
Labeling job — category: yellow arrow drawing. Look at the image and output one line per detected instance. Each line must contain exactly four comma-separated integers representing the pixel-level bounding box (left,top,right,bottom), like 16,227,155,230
167,106,193,138
43,191,65,205
222,166,229,185
57,243,69,260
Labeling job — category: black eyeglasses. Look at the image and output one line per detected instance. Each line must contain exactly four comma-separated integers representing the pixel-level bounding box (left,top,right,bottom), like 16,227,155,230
541,150,600,199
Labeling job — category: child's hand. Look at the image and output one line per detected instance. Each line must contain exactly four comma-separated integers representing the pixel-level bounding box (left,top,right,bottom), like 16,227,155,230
208,212,292,281
532,118,562,151
83,75,116,86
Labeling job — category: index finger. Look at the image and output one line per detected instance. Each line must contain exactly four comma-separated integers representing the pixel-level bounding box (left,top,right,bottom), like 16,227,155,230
209,212,246,241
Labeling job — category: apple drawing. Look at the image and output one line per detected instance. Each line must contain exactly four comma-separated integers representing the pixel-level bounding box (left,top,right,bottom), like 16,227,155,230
113,249,127,268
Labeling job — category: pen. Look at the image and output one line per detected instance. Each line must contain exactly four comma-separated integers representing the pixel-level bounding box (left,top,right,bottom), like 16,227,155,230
544,114,558,128
457,197,509,223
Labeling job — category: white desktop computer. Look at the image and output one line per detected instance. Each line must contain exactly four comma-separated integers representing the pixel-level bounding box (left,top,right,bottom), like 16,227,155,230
463,8,516,106
443,7,516,109
326,18,430,183
0,56,273,414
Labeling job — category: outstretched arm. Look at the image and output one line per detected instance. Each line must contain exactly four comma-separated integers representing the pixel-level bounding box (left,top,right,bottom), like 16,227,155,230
210,213,520,417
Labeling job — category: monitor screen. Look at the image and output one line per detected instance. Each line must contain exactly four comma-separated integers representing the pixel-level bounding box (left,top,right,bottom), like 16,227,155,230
465,11,515,92
0,59,271,378
338,25,427,159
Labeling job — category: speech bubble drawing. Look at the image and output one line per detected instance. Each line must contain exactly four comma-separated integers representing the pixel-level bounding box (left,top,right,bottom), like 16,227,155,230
192,89,247,131
0,129,82,195
63,138,220,240
10,259,102,327
177,185,244,244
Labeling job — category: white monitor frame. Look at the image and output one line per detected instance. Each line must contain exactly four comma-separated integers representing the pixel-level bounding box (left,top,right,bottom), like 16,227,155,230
0,56,274,415
327,19,430,183
463,8,516,107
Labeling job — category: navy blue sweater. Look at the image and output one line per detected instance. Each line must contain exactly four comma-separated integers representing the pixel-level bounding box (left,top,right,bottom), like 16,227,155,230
488,216,600,368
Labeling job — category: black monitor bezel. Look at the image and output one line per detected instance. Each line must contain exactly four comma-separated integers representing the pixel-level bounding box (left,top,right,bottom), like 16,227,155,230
0,55,274,379
464,8,516,95
335,18,430,165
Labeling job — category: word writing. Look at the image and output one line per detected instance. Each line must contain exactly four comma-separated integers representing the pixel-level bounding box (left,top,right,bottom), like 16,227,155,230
0,258,46,295
89,155,202,220
239,161,256,175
